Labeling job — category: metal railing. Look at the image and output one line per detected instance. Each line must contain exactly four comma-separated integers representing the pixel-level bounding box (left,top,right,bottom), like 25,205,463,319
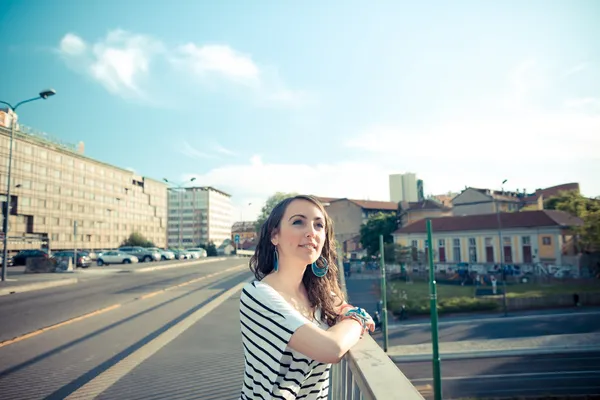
329,336,425,400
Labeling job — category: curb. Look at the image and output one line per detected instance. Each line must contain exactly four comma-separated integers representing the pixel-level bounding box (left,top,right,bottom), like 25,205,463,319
389,345,600,362
0,278,79,297
128,257,228,273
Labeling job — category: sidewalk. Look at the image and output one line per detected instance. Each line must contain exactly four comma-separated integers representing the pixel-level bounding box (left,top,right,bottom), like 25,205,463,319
0,272,78,296
0,257,229,297
388,332,600,362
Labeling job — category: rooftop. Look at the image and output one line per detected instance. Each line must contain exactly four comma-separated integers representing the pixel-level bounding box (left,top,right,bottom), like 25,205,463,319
394,210,583,234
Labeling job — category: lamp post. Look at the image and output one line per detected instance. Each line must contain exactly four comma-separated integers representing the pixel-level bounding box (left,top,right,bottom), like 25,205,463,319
163,178,196,249
1,89,56,282
495,179,509,317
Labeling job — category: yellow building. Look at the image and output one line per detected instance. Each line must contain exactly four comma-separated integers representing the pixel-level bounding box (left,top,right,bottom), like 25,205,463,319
392,210,582,266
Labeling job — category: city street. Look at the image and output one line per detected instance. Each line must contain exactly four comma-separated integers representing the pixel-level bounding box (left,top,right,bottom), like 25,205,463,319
397,352,600,399
345,271,600,398
0,258,252,399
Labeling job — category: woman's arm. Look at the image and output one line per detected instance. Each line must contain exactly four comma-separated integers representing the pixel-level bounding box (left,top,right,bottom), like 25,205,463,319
288,318,363,364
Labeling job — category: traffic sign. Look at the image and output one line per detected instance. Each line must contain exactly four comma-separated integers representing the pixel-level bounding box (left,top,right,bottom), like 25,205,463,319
234,234,240,244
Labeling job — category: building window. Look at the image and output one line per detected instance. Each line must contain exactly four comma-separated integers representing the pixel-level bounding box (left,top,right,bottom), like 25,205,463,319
468,238,477,263
522,236,533,263
503,236,513,263
453,238,461,262
39,150,47,159
23,162,32,172
438,239,446,262
411,240,418,248
542,236,551,245
485,237,494,263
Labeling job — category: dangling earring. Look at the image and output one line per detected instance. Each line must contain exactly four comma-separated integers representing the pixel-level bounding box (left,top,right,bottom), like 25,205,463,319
311,256,328,277
273,248,279,272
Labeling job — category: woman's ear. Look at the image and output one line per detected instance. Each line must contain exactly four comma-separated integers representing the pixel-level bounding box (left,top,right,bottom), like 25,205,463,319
271,229,279,246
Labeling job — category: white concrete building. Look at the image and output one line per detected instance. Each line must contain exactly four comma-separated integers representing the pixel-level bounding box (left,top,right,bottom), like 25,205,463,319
167,186,233,248
389,173,420,203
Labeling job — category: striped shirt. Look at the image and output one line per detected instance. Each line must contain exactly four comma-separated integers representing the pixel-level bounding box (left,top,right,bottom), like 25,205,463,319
239,281,330,400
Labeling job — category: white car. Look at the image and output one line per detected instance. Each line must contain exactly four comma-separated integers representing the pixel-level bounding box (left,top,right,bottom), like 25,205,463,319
186,248,207,258
97,251,139,266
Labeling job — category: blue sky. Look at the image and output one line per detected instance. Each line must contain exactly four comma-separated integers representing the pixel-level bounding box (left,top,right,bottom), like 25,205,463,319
1,0,599,220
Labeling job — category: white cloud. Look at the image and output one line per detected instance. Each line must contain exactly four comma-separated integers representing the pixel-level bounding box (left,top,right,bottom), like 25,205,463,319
57,31,308,106
58,30,163,98
180,140,218,160
59,33,86,55
344,60,600,197
564,97,600,110
172,44,260,85
563,62,588,77
213,143,236,156
182,155,393,220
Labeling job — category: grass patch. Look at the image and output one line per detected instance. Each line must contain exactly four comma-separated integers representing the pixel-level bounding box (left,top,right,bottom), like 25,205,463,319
387,279,600,316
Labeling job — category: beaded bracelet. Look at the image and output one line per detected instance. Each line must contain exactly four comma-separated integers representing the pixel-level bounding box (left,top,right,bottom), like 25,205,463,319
339,307,372,337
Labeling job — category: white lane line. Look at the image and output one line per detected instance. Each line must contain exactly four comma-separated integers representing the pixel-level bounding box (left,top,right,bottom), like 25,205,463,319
411,369,600,382
389,310,600,329
64,279,249,399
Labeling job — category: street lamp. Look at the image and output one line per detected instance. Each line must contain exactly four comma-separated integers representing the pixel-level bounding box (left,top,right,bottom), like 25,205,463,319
495,179,509,316
163,177,196,249
1,89,56,282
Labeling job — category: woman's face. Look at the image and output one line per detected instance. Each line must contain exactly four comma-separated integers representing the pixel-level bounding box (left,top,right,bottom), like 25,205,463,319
272,199,327,266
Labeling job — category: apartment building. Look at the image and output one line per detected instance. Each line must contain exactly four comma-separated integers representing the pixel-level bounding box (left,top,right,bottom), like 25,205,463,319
393,210,582,266
167,186,233,248
0,124,168,252
389,173,422,203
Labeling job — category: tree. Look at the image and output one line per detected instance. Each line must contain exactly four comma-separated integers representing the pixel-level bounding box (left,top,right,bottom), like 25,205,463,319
544,191,600,253
359,212,399,257
121,232,155,248
205,242,218,257
255,192,298,232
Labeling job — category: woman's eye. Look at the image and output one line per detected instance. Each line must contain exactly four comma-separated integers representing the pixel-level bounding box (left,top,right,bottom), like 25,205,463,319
316,223,324,229
293,220,303,225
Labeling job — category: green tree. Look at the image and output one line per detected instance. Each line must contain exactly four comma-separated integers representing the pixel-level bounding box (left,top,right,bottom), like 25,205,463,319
255,192,298,232
121,232,155,247
205,241,218,257
544,191,600,252
359,212,399,257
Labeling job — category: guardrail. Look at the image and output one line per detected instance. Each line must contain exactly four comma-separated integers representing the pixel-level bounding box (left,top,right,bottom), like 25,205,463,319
237,249,254,257
329,336,425,400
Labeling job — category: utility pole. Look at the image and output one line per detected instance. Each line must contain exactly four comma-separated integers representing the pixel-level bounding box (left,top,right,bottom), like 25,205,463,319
495,179,509,317
379,235,389,352
426,219,442,400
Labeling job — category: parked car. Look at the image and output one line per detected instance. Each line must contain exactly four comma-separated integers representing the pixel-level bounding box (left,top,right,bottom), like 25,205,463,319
11,250,49,266
52,251,92,268
146,247,175,261
97,251,139,266
168,249,188,260
118,246,161,262
186,248,208,258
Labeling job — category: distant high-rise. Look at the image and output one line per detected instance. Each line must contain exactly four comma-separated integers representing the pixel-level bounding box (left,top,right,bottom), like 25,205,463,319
389,173,420,203
417,179,424,202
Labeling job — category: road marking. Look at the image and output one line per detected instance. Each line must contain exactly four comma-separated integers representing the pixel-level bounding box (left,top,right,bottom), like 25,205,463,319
414,384,432,394
0,264,247,348
64,280,249,399
0,304,122,349
411,369,600,382
388,310,600,330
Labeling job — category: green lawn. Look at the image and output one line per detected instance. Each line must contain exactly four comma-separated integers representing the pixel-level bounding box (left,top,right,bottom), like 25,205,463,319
386,279,600,316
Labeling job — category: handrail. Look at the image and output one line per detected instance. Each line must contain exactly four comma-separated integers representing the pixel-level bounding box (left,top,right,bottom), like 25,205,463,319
329,335,426,400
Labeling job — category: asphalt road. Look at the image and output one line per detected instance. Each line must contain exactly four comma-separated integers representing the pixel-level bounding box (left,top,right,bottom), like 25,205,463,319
397,352,600,399
0,258,252,399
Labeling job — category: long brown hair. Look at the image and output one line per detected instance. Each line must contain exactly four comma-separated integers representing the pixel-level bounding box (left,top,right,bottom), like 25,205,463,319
249,195,346,326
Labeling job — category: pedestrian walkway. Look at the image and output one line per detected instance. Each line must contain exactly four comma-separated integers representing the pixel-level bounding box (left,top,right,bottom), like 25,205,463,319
94,287,244,399
389,332,600,362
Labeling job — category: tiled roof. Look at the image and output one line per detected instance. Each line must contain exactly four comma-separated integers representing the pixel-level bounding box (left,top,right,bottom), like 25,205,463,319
347,199,398,211
524,183,580,202
406,200,449,211
312,196,339,205
232,221,256,231
394,210,583,234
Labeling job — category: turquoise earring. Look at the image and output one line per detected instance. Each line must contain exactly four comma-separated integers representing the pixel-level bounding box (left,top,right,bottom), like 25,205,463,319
311,256,328,277
273,248,279,272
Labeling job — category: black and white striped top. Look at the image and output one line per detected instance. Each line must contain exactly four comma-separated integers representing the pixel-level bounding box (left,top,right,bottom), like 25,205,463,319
239,281,330,400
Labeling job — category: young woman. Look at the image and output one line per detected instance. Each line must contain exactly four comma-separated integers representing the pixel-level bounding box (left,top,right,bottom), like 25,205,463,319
239,195,375,399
